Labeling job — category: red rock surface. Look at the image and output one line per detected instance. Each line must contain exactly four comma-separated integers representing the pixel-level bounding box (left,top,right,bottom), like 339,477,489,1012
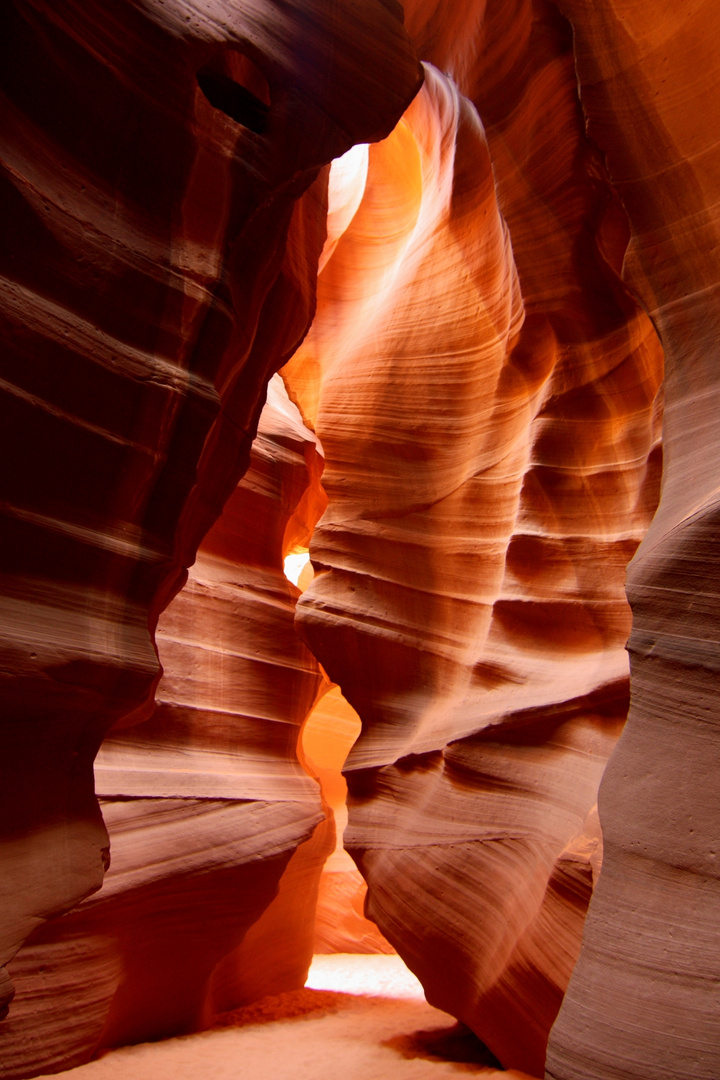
3,0,719,1078
0,0,421,1037
300,685,394,955
1,379,334,1077
544,2,720,1078
284,32,663,1070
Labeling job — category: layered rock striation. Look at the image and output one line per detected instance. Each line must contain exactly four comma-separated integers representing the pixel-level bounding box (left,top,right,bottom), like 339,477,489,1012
1,378,335,1077
3,1,719,1078
545,2,720,1077
285,16,664,1069
0,0,421,1029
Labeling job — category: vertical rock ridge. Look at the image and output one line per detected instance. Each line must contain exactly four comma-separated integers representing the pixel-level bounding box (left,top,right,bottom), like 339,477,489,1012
2,377,334,1076
0,0,421,1041
284,4,664,1069
545,2,720,1077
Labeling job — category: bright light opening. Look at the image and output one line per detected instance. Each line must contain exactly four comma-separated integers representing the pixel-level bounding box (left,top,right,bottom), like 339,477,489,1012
319,142,370,273
283,549,311,589
305,953,425,999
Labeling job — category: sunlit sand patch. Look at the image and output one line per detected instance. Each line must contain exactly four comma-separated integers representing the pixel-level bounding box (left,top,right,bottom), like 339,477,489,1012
35,956,540,1080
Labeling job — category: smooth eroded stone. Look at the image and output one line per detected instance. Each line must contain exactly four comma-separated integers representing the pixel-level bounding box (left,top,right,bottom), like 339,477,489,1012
0,0,421,1021
286,32,662,1071
1,381,333,1076
546,1,720,1077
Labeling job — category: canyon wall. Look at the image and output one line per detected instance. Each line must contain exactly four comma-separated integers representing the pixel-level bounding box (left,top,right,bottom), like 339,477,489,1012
2,1,719,1079
545,2,720,1077
284,17,664,1067
0,0,421,1045
1,379,334,1078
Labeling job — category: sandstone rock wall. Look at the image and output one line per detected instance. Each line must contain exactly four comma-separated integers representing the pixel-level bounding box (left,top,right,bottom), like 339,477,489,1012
0,0,421,1029
2,1,719,1078
284,7,664,1069
300,683,394,955
545,2,720,1077
1,379,335,1077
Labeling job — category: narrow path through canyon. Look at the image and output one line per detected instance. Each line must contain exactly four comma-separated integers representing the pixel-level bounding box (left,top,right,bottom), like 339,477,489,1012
34,957,538,1080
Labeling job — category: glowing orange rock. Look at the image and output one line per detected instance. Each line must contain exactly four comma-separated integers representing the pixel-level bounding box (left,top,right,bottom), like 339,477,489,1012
300,685,394,955
285,42,663,1072
0,0,421,1026
4,1,716,1076
545,1,720,1077
1,380,334,1075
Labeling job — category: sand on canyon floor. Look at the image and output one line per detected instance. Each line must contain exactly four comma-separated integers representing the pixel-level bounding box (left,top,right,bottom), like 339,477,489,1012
36,955,540,1080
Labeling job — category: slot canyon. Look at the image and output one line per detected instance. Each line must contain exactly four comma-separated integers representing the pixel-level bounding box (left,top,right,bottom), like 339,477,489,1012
0,1,718,1078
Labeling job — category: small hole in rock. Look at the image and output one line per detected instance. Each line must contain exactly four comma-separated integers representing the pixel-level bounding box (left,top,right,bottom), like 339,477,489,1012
197,53,270,134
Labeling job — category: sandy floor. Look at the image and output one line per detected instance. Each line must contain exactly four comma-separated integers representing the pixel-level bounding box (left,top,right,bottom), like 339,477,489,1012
37,956,539,1080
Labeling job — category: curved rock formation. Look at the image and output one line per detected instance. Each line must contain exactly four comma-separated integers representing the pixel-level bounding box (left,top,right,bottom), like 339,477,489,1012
545,2,720,1078
2,378,334,1077
4,0,719,1077
300,684,394,955
0,0,421,1024
285,20,663,1070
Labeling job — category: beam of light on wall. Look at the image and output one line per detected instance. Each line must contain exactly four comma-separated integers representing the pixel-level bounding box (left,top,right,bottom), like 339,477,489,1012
283,549,310,588
318,142,369,273
328,142,369,209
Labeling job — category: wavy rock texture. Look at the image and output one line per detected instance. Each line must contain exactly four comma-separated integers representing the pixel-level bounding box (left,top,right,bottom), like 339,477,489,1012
4,1,716,1077
285,15,663,1070
300,685,394,955
95,376,327,808
1,378,336,1078
544,2,720,1078
0,0,421,1024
